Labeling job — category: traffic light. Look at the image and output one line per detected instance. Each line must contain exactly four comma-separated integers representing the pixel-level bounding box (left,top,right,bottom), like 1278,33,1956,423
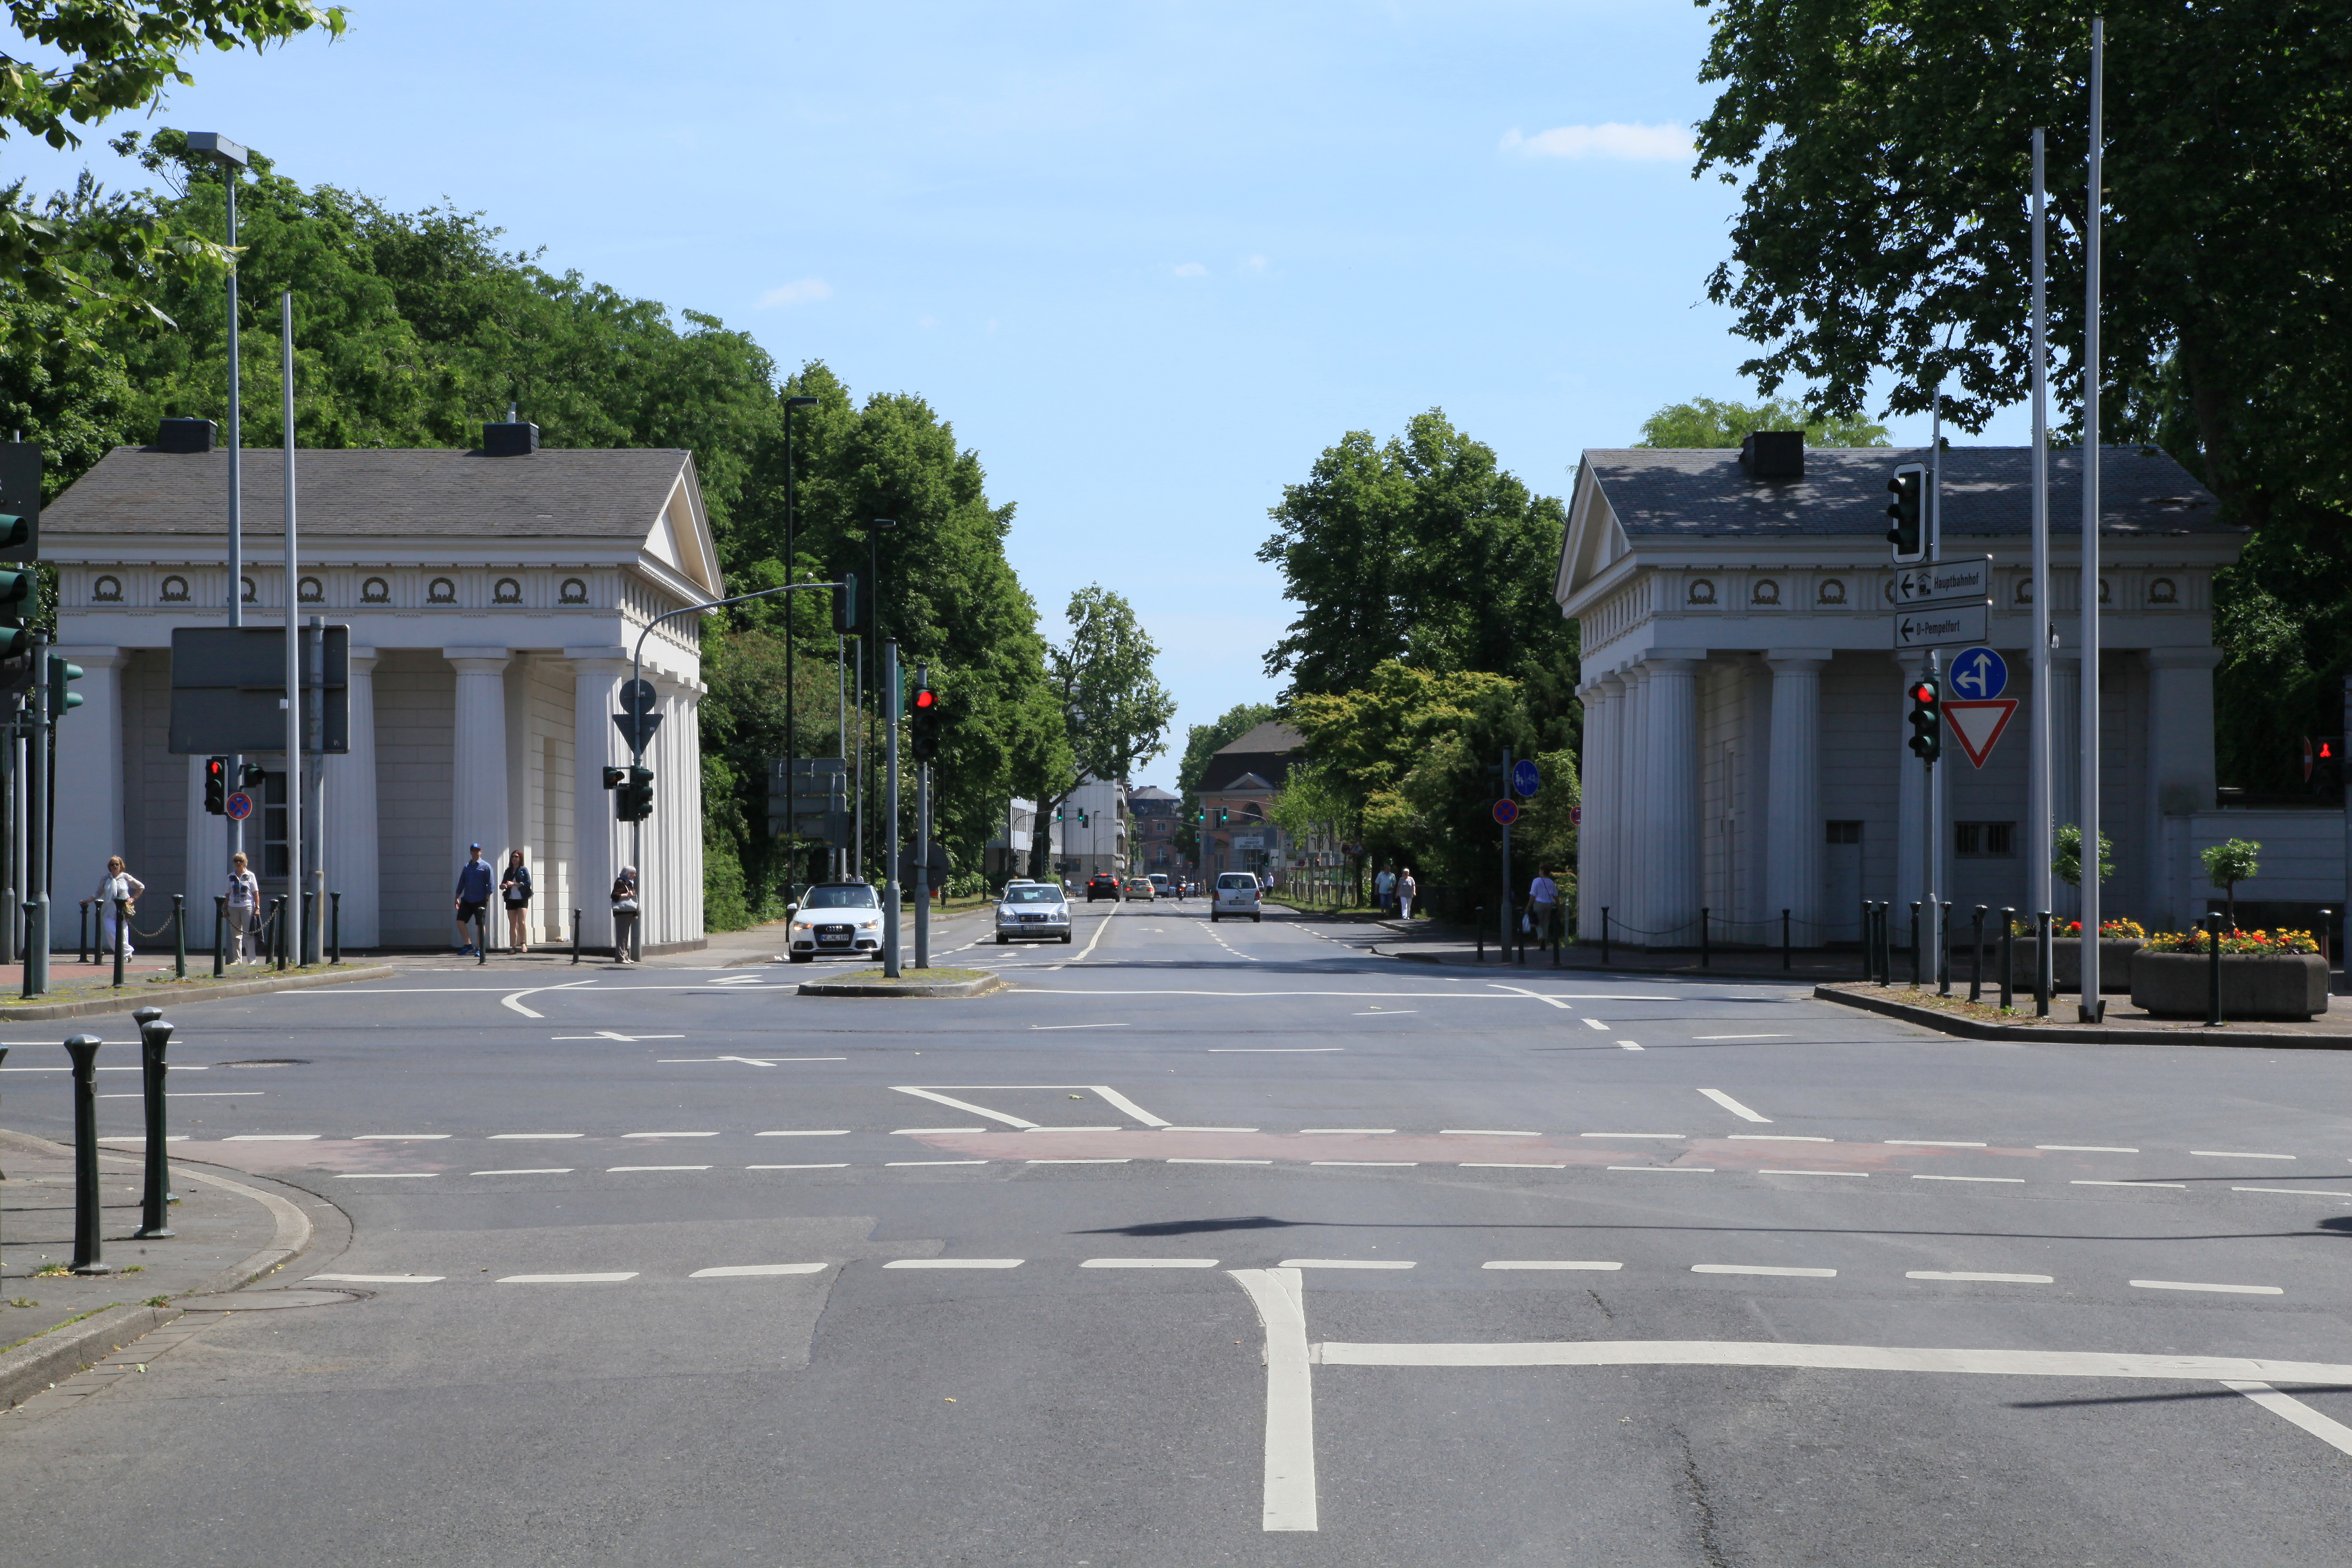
2304,735,2344,791
1907,675,1941,763
47,655,81,720
616,765,654,822
1886,463,1927,563
1217,808,1230,823
240,761,266,789
832,571,863,636
1077,809,1089,828
602,764,628,792
909,682,941,761
205,756,230,815
0,445,39,697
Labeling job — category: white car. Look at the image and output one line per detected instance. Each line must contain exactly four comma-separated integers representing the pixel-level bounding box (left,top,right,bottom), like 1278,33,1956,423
1210,871,1261,923
786,882,884,962
996,882,1073,944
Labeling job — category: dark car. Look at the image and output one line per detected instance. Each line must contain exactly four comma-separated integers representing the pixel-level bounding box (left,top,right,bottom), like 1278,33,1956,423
1086,873,1123,902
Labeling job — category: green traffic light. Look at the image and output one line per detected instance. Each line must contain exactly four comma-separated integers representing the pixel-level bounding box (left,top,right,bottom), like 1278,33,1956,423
48,656,81,716
0,568,32,607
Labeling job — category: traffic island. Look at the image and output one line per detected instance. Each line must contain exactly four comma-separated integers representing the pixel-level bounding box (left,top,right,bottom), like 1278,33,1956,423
796,966,1004,998
1816,980,2352,1049
0,962,396,1022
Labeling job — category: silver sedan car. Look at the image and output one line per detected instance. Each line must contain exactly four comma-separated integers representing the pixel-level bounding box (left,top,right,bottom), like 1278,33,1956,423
995,881,1073,944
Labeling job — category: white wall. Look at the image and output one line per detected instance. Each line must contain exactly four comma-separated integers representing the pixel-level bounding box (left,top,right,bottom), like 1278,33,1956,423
374,651,456,945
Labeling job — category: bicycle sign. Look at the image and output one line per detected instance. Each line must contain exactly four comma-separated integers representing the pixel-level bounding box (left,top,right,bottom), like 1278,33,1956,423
224,791,255,822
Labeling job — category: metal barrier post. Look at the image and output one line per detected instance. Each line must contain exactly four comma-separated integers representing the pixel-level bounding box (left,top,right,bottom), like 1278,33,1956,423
1938,903,1954,995
1782,909,1791,971
571,907,583,965
132,1006,175,1236
1601,908,1610,966
213,895,226,979
1969,906,1987,1003
111,895,127,987
2035,910,2052,1017
273,896,288,970
65,1033,108,1274
1475,906,1485,963
173,892,186,979
330,891,342,964
2207,912,2223,1027
301,890,314,968
1910,902,1922,987
1999,907,2015,1011
77,898,90,965
475,906,488,966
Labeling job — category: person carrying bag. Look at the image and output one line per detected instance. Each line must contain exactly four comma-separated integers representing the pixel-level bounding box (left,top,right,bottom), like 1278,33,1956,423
610,864,640,965
95,856,147,961
500,849,535,955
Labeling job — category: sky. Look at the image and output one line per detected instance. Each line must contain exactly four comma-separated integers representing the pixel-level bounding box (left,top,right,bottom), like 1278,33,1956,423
9,0,2034,792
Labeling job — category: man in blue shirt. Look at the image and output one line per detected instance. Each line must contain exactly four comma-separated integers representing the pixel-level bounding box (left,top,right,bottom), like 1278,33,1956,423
454,843,494,957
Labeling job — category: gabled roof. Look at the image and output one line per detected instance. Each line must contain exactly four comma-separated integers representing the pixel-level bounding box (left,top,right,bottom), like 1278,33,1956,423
1214,720,1305,756
1207,771,1275,793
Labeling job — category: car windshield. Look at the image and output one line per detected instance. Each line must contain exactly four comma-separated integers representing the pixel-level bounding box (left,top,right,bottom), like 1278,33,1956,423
1217,873,1257,890
804,885,879,909
1004,886,1061,904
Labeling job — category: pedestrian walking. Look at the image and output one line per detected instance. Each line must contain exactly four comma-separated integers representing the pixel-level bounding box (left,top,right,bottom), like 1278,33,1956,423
94,855,146,961
453,843,493,957
1375,865,1395,915
1528,867,1560,953
1397,867,1417,922
225,851,261,964
610,864,640,963
500,848,534,954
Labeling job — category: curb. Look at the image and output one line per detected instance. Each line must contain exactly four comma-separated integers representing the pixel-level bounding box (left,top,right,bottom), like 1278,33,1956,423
1813,984,2352,1049
0,963,396,1023
0,1135,321,1409
797,973,1006,998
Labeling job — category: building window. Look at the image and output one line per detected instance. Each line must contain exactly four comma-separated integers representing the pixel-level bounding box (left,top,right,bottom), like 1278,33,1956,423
298,575,324,603
1955,821,2016,859
1817,578,1846,605
493,577,523,604
428,577,458,604
560,577,589,604
159,575,190,602
92,575,122,602
361,577,391,603
1825,820,1862,845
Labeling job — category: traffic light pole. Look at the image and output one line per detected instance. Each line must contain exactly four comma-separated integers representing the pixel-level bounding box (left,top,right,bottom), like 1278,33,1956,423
23,632,46,996
882,640,902,979
1923,648,1941,986
913,663,930,971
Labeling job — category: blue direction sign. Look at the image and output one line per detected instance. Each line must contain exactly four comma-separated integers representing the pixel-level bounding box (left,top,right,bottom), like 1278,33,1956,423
1512,758,1540,797
1947,645,2009,701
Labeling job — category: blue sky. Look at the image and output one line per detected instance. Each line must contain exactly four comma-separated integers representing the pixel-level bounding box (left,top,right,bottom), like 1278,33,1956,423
10,1,2030,791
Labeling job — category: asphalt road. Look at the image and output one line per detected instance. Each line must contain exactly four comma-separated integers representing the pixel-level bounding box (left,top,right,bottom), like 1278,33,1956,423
5,898,2352,1566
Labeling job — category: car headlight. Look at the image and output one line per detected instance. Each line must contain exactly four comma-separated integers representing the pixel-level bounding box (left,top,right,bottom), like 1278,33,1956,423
856,916,880,929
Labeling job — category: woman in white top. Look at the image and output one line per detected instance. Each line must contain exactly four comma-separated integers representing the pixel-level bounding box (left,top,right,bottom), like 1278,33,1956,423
226,851,262,964
95,855,147,960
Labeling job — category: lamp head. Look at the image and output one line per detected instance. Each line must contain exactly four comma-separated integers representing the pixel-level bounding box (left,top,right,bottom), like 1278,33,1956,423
785,396,819,409
186,132,249,169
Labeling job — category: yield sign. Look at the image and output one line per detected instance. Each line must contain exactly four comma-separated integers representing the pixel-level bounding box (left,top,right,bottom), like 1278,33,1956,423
1944,699,2018,769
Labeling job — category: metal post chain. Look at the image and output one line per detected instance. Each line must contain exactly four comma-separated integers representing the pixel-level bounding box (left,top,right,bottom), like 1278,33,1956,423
213,895,226,978
132,1006,175,1237
65,1033,108,1274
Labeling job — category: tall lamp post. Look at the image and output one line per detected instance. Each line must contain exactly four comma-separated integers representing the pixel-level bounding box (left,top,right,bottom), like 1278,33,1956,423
780,393,818,902
188,132,248,874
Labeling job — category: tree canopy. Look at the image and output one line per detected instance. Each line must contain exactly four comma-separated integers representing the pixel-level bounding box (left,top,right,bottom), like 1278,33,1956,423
1636,395,1888,449
1021,585,1174,877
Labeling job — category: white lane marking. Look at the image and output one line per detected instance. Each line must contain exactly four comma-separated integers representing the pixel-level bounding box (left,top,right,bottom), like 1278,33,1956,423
748,1163,849,1170
1300,1128,1394,1135
1913,1174,2024,1184
1460,1162,1568,1169
1887,1140,1986,1148
2236,1186,2352,1198
1486,983,1573,1010
1316,1341,2352,1383
1698,1088,1771,1123
1610,1165,1714,1173
885,1160,988,1167
882,1258,1022,1269
95,1135,189,1143
353,1134,451,1140
1025,1158,1132,1165
2192,1151,2295,1160
489,1132,583,1140
312,1273,443,1283
1030,1022,1132,1030
1161,1125,1261,1132
1484,1260,1622,1271
1618,1041,1645,1050
1583,1132,1685,1140
657,1056,847,1065
1441,1129,1540,1137
1908,1271,2053,1283
892,1083,1172,1130
1760,1169,1867,1178
606,1165,712,1172
894,1127,989,1135
1692,1264,1836,1278
1693,1034,1790,1040
499,978,601,1019
2040,1145,2138,1153
1210,1048,1345,1053
1045,902,1122,970
757,1130,851,1137
1023,1126,1124,1132
1352,1010,1418,1016
622,1131,720,1138
1231,1267,1317,1532
1082,1258,1219,1268
2074,1180,2187,1189
1311,1161,1418,1167
471,1168,573,1175
1279,1259,1414,1269
891,1086,1039,1129
224,1134,319,1142
2130,1279,2283,1295
1088,1086,1175,1128
1169,1158,1274,1165
498,1272,638,1284
334,1172,437,1179
552,1032,686,1042
2222,1382,2352,1458
1582,1018,1609,1031
1727,1134,1831,1142
103,1091,263,1098
691,1263,828,1277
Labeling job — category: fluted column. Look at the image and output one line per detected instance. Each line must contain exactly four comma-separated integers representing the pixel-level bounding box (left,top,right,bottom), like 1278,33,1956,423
446,648,512,881
1617,666,1649,938
1764,651,1831,937
1640,653,1704,944
324,650,380,948
51,648,126,916
570,650,632,953
1582,676,1620,930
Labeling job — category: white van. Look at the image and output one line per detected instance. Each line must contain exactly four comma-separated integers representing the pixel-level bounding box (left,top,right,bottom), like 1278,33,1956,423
1211,871,1262,923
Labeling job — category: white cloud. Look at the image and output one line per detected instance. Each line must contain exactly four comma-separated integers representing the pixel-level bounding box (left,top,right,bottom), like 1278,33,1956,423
1500,122,1690,161
1243,254,1269,273
757,278,833,308
1172,261,1207,277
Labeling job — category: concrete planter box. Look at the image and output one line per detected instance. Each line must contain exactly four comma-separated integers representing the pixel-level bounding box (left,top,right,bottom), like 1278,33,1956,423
2048,938,2142,993
2130,949,2330,1020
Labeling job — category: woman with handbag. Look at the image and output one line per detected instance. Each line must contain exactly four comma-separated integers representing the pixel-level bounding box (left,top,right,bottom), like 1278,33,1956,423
610,864,639,964
95,855,147,961
500,848,535,955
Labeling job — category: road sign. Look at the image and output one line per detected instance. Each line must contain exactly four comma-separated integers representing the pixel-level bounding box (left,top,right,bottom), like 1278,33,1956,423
1893,602,1989,650
617,678,659,715
1947,645,2009,700
1944,699,2019,769
1569,805,1582,827
1492,799,1519,826
1511,759,1540,797
1893,556,1992,608
224,791,255,821
614,709,665,749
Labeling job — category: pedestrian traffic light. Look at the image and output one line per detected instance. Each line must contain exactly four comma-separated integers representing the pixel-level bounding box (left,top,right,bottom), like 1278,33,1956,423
1886,463,1927,564
1907,674,1941,762
909,682,941,761
602,764,628,792
616,765,654,821
47,654,81,720
2304,735,2344,791
832,571,863,636
205,756,230,815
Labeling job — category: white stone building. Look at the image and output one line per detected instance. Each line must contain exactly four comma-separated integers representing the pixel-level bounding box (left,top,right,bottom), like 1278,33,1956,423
1560,443,2247,947
43,429,718,952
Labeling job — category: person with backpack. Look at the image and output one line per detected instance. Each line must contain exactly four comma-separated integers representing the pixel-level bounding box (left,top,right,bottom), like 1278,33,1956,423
500,848,535,955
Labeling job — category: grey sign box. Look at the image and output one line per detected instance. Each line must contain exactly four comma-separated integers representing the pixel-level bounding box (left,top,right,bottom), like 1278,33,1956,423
1892,602,1991,650
1894,555,1994,607
168,626,349,753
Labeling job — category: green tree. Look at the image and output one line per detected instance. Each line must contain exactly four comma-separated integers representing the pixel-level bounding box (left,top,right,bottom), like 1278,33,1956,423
2200,838,2260,930
1022,585,1175,879
1635,395,1888,449
2053,823,2115,889
1173,701,1275,858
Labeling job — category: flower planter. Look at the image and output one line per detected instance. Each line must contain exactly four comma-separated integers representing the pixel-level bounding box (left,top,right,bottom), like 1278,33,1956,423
2045,937,2141,993
2130,950,2330,1021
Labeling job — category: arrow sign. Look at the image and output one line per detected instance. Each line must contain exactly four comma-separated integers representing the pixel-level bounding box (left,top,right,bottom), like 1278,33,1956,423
1893,556,1993,606
1946,645,2008,699
1893,602,1989,650
1944,698,2018,769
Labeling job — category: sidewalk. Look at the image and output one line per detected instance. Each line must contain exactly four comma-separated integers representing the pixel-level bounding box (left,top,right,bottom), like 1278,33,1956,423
1348,912,1871,981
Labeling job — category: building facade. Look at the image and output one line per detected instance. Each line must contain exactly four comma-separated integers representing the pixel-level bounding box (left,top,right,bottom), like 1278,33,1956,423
1050,776,1128,882
1124,784,1184,875
1561,443,2245,947
44,429,718,952
1198,721,1303,882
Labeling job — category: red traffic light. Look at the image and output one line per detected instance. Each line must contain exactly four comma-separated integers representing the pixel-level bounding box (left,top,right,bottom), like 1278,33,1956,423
913,687,936,710
1909,681,1937,705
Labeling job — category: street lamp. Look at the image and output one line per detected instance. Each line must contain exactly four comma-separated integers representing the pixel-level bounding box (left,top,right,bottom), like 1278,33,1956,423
187,132,248,873
781,392,818,901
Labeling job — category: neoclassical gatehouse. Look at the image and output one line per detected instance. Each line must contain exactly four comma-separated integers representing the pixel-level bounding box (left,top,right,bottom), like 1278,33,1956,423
44,425,717,952
1560,442,2251,948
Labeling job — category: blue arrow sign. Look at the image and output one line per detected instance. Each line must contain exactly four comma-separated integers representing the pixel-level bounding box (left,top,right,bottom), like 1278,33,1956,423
1947,646,2009,701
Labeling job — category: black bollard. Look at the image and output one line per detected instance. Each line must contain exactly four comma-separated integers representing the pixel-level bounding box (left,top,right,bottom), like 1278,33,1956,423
77,898,90,965
1999,907,2016,1011
213,895,227,979
273,896,289,970
1938,903,1954,995
1782,908,1791,972
1700,908,1710,969
1910,902,1922,987
2207,912,2224,1027
571,908,583,965
331,891,342,964
2035,910,2053,1018
1969,906,1986,1003
1475,907,1485,963
65,1033,109,1274
132,1007,175,1236
112,895,128,988
173,892,186,980
1601,908,1611,966
302,889,314,968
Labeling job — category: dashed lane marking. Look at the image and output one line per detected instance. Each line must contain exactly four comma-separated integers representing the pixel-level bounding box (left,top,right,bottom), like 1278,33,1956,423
1908,1271,2052,1284
1484,1261,1620,1271
2130,1279,2283,1295
690,1264,827,1277
882,1259,1023,1269
1693,1264,1836,1278
2192,1150,2295,1160
497,1273,637,1284
472,1168,573,1176
1279,1259,1414,1270
1913,1174,2024,1184
1082,1258,1219,1269
311,1273,442,1283
1697,1088,1772,1123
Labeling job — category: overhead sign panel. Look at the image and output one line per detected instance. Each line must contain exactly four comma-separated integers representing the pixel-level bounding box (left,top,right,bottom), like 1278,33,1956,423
1894,556,1993,607
1893,603,1989,651
168,625,349,754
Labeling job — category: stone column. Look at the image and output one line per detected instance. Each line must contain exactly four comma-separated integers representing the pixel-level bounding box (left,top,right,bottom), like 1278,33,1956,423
1617,665,1648,939
323,650,380,949
2048,654,2082,921
1764,651,1831,938
569,650,632,954
2145,647,2222,928
446,648,513,880
1580,677,1617,931
51,649,126,917
1640,652,1705,945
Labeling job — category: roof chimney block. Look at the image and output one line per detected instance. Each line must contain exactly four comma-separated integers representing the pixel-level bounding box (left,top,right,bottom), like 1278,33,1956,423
483,420,539,457
153,418,217,454
1739,430,1804,480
